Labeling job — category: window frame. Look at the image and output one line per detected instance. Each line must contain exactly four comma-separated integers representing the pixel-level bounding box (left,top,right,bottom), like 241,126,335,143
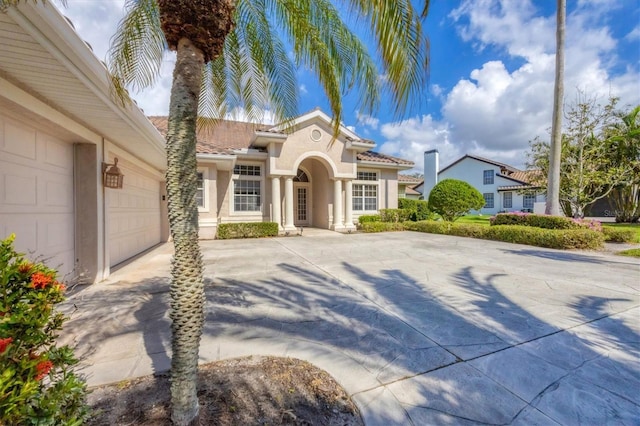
231,163,263,214
353,170,379,212
196,168,209,212
523,193,536,210
503,191,513,209
483,192,494,209
483,169,494,185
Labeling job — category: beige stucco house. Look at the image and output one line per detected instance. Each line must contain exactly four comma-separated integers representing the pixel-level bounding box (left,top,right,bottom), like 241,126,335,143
0,2,169,284
0,2,414,284
150,111,414,238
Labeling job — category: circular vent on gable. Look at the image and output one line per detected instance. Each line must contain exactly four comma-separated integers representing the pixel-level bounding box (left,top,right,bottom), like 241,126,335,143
310,129,322,142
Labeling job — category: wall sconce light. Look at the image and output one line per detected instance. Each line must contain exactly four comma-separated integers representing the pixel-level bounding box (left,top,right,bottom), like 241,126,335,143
103,157,124,189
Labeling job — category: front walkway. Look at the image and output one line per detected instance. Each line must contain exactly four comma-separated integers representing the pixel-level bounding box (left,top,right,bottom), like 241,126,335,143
62,232,640,425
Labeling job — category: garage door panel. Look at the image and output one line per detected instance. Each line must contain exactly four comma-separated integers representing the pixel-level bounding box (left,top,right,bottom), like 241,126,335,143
108,156,161,267
0,117,74,278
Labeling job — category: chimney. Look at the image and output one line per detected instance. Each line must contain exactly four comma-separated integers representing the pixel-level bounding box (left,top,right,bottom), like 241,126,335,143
423,149,439,199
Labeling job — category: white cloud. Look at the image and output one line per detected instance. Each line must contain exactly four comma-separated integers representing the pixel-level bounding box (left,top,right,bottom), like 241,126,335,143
299,84,308,95
355,111,380,130
379,0,639,172
625,26,640,41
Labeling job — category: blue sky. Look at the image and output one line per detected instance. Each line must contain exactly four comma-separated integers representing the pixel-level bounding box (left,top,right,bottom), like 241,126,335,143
60,0,639,172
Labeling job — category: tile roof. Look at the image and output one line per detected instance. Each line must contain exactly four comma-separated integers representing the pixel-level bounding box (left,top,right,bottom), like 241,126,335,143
497,169,544,190
148,116,413,166
440,154,521,175
398,174,423,184
405,187,421,195
357,151,414,166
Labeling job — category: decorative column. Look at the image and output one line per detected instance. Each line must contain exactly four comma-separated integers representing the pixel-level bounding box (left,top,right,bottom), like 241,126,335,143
284,176,296,231
271,176,282,230
332,179,343,229
344,179,354,229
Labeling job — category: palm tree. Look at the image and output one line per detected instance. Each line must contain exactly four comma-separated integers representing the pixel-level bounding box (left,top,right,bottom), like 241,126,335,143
546,0,565,215
106,1,429,424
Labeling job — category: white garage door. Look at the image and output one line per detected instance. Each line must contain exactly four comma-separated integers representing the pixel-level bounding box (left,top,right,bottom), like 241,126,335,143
108,156,162,267
0,116,75,278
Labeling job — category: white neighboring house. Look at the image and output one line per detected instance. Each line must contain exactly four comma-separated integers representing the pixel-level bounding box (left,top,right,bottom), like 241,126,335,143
398,175,423,200
0,2,169,284
414,151,546,215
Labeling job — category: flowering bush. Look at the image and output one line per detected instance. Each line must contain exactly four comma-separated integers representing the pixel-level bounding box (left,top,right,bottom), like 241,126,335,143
0,234,89,425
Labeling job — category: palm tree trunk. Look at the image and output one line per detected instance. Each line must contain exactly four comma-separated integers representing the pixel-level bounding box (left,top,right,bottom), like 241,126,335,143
165,37,205,426
546,0,565,216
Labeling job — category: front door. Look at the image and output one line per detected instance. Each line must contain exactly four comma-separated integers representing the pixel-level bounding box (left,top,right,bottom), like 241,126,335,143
294,184,310,226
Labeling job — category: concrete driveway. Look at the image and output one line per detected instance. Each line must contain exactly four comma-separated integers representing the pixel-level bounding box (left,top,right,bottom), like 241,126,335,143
63,231,640,425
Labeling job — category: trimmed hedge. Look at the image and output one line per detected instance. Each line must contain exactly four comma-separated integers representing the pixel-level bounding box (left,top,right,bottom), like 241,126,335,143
357,214,380,223
359,222,406,233
398,199,435,221
405,220,604,250
217,222,279,239
491,213,603,232
379,208,412,223
602,227,637,243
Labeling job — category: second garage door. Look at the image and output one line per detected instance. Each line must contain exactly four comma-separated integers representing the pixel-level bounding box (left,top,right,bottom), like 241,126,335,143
108,155,162,267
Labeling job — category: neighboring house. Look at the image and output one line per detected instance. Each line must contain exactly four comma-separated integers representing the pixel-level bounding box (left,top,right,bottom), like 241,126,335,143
398,175,423,199
150,110,414,238
0,2,169,283
415,151,545,215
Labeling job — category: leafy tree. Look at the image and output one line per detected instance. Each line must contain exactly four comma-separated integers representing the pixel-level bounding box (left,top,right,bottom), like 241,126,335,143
105,1,430,425
546,0,565,216
604,106,640,222
428,179,485,222
528,97,637,218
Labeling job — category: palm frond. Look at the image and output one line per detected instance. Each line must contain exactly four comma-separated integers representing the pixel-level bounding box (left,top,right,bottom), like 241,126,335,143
341,0,429,117
199,0,298,128
107,0,166,104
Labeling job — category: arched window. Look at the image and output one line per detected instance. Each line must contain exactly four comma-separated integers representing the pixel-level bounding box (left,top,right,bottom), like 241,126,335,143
293,168,309,183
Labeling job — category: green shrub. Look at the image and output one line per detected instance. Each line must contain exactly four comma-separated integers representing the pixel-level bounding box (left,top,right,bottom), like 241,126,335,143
358,222,406,233
379,209,412,223
405,221,604,249
602,227,637,243
398,199,434,221
0,234,89,425
617,248,640,257
490,213,603,232
428,179,485,222
217,222,279,239
484,225,604,249
357,215,380,223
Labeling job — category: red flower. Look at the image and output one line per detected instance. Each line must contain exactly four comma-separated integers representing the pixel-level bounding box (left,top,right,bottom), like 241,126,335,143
31,272,53,289
18,263,33,274
54,281,66,292
0,337,13,354
35,360,53,380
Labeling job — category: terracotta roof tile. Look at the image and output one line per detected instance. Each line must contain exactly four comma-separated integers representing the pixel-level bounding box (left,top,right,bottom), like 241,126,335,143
398,174,423,184
148,116,269,153
357,151,414,166
405,187,421,195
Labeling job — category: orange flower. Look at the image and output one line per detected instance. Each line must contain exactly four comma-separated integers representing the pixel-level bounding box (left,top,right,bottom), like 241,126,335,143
0,337,12,354
18,263,33,274
35,360,53,380
31,272,53,289
54,281,66,292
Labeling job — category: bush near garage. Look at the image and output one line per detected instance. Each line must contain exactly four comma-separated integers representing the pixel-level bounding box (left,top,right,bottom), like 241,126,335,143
397,199,435,221
217,222,279,239
428,179,485,222
0,234,89,425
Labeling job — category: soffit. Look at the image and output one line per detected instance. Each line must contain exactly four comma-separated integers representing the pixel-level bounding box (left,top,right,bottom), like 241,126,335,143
0,4,165,169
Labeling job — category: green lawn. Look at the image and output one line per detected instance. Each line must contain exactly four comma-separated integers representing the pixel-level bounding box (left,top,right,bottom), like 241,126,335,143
602,223,640,243
617,248,640,257
456,215,491,225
